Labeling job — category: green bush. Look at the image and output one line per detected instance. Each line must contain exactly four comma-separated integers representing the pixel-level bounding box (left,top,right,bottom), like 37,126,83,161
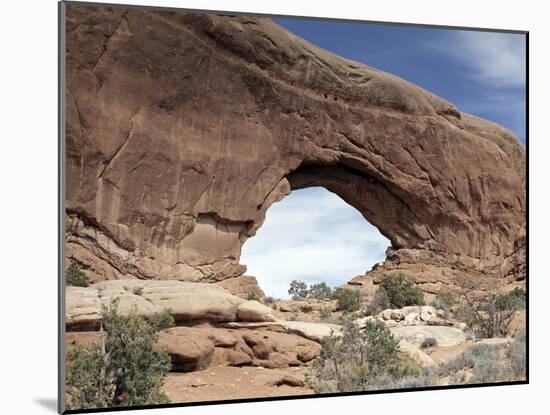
334,288,362,312
309,282,333,300
66,261,89,287
393,358,424,378
288,280,309,299
144,308,175,332
378,274,424,308
494,287,526,311
310,318,401,393
435,292,457,309
65,300,174,410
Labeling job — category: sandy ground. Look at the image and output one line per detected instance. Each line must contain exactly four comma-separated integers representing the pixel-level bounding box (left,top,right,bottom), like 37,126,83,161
163,365,314,403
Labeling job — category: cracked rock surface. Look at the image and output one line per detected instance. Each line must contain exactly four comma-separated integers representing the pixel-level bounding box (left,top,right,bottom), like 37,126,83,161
65,5,525,290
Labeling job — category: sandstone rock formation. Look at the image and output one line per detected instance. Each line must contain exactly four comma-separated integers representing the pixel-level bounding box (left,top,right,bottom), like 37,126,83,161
65,4,526,291
66,324,321,372
214,276,265,299
236,300,278,322
65,280,274,329
157,327,215,372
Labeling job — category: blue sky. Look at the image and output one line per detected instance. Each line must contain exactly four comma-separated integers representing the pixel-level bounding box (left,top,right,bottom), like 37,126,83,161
275,19,527,142
241,20,527,298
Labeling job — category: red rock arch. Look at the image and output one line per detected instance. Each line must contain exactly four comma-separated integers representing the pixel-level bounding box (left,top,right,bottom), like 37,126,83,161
65,5,526,293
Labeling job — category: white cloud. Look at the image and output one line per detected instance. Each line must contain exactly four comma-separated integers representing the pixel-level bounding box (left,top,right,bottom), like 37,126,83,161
240,187,390,299
449,31,526,87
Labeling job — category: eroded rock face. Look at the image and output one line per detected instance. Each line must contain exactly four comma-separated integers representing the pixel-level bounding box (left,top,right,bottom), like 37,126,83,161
65,5,526,290
214,276,265,299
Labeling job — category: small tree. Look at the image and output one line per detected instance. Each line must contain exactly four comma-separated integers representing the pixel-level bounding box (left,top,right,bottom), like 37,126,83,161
456,279,522,338
309,282,333,300
66,261,89,287
288,280,309,299
310,318,400,392
378,274,424,308
66,300,174,410
333,288,362,312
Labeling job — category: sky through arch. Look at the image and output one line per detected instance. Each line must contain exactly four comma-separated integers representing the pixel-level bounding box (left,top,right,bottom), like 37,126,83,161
240,187,390,299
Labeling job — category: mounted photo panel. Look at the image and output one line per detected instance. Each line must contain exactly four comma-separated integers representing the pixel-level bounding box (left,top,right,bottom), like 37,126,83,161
59,1,528,413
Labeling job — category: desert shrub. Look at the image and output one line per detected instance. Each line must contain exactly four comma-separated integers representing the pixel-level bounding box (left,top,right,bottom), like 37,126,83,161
433,341,525,384
288,280,309,299
319,307,333,321
364,290,390,316
494,287,526,311
507,335,527,379
367,372,438,390
456,281,522,338
132,286,143,296
247,292,260,301
66,261,89,287
379,274,424,308
392,358,424,378
310,318,401,393
435,292,457,308
66,300,172,410
420,337,438,349
309,282,333,300
333,288,362,312
144,308,175,331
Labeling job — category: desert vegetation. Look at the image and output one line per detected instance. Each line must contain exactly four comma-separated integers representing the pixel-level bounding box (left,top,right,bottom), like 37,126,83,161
308,318,425,392
288,280,334,300
65,300,174,410
308,316,526,393
364,274,424,316
66,261,89,287
456,282,526,338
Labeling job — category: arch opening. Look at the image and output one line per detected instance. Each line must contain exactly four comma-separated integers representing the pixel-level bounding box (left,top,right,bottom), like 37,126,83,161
241,186,391,299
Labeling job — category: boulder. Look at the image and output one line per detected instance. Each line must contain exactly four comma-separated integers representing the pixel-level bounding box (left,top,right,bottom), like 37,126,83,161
237,301,278,322
65,287,103,329
398,339,436,367
375,305,445,326
65,5,525,293
66,280,246,329
390,325,468,348
282,321,342,342
224,349,254,367
157,327,215,372
215,276,265,299
271,375,305,387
